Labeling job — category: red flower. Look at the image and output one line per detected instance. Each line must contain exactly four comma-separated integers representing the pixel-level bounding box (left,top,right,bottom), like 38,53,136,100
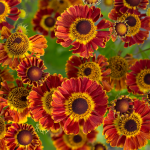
114,0,149,14
32,8,60,38
109,9,150,47
28,74,65,130
17,57,49,87
52,77,108,134
65,54,111,91
52,129,98,150
0,0,21,29
103,99,150,150
55,5,112,57
126,59,150,94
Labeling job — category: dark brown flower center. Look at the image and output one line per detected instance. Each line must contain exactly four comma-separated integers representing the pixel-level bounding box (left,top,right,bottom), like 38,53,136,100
72,98,88,114
126,16,136,27
95,143,106,150
144,74,150,85
59,0,64,3
125,119,137,132
17,130,33,145
84,68,91,76
126,0,140,6
73,135,82,143
44,17,55,27
21,96,27,101
76,20,91,35
13,37,22,44
115,22,128,36
148,93,150,99
0,2,5,15
27,66,43,81
115,98,129,114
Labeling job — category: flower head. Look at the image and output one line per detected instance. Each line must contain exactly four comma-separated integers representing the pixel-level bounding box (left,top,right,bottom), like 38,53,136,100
65,54,111,91
103,100,150,150
0,26,47,70
28,74,65,130
109,9,150,47
52,129,98,150
127,59,150,94
32,8,60,38
114,0,149,14
17,56,49,87
55,5,112,57
52,77,108,134
0,0,21,29
5,123,42,150
105,54,136,91
0,79,31,123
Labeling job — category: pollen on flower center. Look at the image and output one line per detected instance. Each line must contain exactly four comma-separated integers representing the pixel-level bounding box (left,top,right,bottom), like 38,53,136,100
115,98,129,114
44,17,55,27
8,87,29,109
76,20,91,35
115,22,128,36
73,135,82,143
5,32,29,56
17,130,33,145
125,0,140,6
126,16,136,27
72,98,88,114
0,2,5,15
144,74,150,85
27,66,43,81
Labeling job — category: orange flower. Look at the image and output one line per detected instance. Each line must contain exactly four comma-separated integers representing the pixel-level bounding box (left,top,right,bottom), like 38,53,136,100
0,26,47,70
0,79,31,123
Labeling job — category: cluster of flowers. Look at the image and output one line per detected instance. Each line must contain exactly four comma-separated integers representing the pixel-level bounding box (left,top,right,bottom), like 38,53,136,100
0,0,150,150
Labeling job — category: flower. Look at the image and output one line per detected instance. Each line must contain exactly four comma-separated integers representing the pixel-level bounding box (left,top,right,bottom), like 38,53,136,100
109,9,150,47
92,142,107,150
52,129,98,150
110,95,134,116
55,5,112,58
105,54,136,91
103,99,150,150
38,0,83,13
0,0,21,30
5,123,42,150
52,77,108,134
0,79,31,123
114,0,149,14
32,8,60,38
0,26,47,70
28,74,65,130
126,59,150,94
17,57,49,87
65,54,111,91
